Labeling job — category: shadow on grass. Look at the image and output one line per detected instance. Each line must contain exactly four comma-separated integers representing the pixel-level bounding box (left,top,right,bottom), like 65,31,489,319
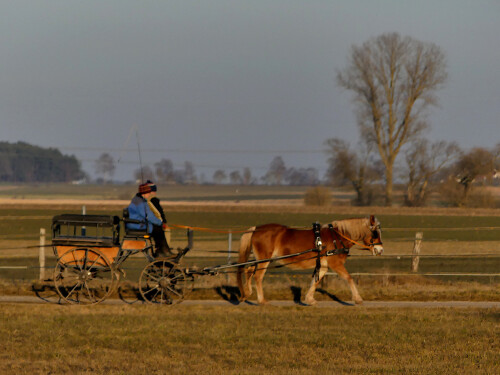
215,285,241,305
317,288,354,306
32,283,64,304
290,286,309,306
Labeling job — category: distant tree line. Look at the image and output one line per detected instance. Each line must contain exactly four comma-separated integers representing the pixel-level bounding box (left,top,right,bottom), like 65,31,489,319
0,141,85,183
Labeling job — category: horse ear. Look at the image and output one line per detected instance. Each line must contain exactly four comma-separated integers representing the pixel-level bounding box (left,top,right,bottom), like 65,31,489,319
370,215,376,226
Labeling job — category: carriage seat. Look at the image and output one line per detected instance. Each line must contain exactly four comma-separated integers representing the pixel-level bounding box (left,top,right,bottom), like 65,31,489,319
122,208,150,237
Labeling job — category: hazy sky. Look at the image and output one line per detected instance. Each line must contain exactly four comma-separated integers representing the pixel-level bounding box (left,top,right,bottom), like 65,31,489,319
1,1,499,181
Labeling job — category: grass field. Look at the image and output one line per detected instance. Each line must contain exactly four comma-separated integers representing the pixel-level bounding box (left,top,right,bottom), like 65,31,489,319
0,304,498,374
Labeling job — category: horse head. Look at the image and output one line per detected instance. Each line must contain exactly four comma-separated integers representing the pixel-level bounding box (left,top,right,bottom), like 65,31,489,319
367,215,383,256
332,215,383,256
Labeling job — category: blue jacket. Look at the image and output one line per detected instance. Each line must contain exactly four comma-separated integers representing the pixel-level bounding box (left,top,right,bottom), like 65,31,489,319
126,195,163,233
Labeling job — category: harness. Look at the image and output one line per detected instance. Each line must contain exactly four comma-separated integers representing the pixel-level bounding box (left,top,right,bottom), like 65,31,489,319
326,223,350,257
312,222,349,281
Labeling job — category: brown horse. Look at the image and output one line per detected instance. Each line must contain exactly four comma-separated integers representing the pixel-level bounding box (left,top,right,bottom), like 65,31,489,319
236,216,383,305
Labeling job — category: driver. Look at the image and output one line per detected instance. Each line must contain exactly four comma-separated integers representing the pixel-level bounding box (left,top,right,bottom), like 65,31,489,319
126,182,172,258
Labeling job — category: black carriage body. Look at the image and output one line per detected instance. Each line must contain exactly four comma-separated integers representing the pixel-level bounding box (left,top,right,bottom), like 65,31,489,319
52,214,120,248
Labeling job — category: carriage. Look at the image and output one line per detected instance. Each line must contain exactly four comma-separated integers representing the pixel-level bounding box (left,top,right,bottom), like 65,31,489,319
44,212,383,306
50,213,194,305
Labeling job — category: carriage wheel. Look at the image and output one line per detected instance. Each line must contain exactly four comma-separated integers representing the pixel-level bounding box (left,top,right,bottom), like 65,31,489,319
139,259,194,305
54,247,116,305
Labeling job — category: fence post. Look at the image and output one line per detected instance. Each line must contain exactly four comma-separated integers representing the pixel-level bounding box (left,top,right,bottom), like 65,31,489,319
39,228,46,280
227,231,232,282
81,205,86,236
411,232,423,273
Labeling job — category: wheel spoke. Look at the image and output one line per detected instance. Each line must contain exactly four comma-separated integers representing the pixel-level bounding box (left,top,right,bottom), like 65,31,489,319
143,285,158,295
160,287,165,302
84,282,96,302
71,251,83,271
144,270,161,282
66,282,81,299
165,285,183,298
169,273,185,282
83,248,88,270
151,287,161,301
89,254,103,269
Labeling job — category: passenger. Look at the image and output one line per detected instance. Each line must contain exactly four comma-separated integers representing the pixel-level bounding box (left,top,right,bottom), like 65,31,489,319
146,180,171,248
126,182,172,258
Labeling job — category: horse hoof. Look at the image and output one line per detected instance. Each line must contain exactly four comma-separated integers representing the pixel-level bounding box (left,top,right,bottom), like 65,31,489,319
258,299,269,305
305,299,317,306
354,299,363,305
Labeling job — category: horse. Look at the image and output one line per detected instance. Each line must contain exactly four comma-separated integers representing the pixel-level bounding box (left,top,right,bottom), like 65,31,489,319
236,215,383,305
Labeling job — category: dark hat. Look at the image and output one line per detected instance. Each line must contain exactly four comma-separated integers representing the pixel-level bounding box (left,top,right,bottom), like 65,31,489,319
138,183,152,195
146,180,157,192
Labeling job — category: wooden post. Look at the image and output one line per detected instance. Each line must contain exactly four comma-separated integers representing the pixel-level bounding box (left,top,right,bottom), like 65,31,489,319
227,231,232,282
39,228,46,280
81,205,86,236
411,232,423,273
227,231,232,261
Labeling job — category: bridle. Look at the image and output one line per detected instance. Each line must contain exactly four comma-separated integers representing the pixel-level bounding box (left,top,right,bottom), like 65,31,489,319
331,223,383,253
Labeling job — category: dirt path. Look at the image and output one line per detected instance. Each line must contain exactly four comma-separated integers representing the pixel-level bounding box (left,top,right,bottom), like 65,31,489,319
1,296,499,308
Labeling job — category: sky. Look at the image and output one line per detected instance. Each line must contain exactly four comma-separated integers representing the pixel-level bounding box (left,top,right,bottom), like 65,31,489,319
1,0,499,181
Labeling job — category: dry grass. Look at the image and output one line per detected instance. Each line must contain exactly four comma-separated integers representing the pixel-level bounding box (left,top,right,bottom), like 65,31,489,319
0,303,498,374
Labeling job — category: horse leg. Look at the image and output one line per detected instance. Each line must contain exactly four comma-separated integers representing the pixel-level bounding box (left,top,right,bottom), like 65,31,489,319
304,258,328,306
253,261,270,305
240,265,255,301
333,264,363,305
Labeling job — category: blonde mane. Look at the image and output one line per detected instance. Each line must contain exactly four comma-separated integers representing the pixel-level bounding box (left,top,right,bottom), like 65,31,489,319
330,217,371,240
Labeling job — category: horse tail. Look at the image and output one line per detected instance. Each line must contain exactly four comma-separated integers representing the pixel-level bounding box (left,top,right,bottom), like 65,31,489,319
237,227,256,301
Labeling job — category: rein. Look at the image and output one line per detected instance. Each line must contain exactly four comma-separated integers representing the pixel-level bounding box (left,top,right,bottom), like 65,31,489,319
330,225,375,252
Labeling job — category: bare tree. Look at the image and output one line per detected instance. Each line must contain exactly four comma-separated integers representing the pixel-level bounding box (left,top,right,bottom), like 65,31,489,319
494,143,500,174
243,167,253,185
454,148,495,206
134,165,154,183
94,153,115,182
285,167,319,186
325,137,380,206
403,139,460,206
263,156,286,185
230,170,243,185
183,161,197,184
337,32,448,205
154,159,174,183
213,170,226,184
